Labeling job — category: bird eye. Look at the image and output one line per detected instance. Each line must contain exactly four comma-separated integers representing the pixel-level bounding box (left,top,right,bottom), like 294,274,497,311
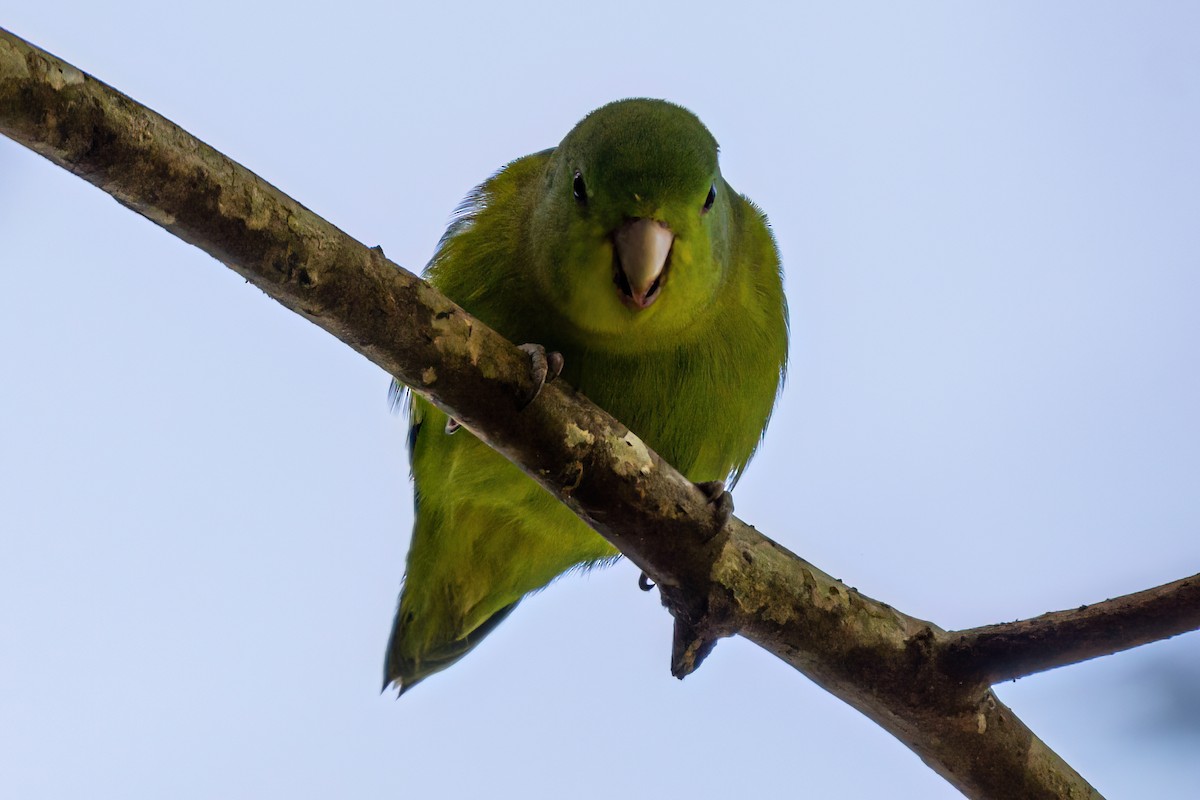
573,171,587,204
702,183,717,214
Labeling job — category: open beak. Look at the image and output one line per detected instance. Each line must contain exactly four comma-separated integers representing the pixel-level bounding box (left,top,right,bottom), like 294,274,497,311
613,218,674,310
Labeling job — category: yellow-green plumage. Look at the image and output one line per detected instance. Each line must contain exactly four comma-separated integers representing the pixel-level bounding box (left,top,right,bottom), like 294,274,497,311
385,99,787,692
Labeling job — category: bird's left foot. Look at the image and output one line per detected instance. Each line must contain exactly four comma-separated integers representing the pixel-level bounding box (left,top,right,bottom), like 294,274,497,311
517,343,565,408
695,480,734,529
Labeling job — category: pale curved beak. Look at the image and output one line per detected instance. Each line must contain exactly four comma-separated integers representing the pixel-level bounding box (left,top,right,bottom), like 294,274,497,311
613,218,674,310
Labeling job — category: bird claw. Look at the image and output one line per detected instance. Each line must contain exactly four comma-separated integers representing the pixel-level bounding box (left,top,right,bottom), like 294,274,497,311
517,343,564,409
671,616,721,679
695,480,734,529
445,418,461,434
638,572,656,591
546,350,565,380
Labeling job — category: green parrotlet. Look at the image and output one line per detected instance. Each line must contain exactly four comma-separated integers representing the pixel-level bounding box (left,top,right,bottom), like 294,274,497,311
385,99,788,693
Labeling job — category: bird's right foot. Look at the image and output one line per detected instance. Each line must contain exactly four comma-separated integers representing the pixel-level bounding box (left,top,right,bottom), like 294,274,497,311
517,343,565,409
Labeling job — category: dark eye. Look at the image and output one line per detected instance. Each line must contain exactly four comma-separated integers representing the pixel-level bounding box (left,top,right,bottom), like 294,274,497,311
573,171,587,204
702,183,717,213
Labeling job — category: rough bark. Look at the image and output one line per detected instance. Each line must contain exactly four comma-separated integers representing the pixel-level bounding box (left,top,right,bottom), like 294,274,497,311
943,573,1200,684
5,26,1194,799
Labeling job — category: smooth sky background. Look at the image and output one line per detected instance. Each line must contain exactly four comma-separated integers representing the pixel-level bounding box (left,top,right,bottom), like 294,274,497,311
2,3,1198,798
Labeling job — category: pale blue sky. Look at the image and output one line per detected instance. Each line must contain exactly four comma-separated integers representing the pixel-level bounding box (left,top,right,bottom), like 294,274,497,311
2,3,1198,798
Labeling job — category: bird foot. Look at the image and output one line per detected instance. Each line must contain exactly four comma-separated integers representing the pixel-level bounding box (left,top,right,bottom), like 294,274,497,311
517,343,565,408
671,616,721,679
695,480,734,529
638,572,656,592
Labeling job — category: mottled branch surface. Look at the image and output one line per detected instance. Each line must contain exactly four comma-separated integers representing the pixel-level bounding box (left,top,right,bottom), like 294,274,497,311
6,26,1192,799
943,573,1200,684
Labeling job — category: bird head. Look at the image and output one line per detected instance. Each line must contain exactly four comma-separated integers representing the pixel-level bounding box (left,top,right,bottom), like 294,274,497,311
531,99,731,349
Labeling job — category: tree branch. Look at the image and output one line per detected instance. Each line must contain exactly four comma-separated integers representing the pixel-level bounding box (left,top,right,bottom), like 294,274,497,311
1,26,1159,799
943,573,1200,684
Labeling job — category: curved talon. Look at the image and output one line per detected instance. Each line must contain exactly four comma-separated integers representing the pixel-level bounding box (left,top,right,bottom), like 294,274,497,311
516,343,565,408
546,351,565,381
517,343,548,408
445,418,461,435
671,617,720,679
696,480,734,529
638,572,655,592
